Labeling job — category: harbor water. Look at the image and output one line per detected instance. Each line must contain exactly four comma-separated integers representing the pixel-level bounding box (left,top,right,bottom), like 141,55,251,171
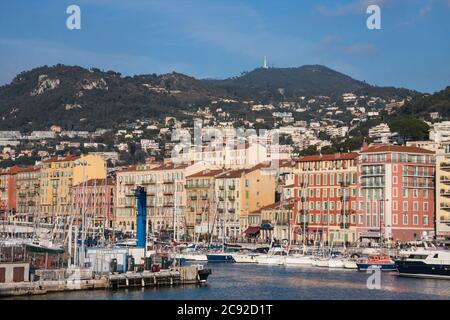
7,263,450,300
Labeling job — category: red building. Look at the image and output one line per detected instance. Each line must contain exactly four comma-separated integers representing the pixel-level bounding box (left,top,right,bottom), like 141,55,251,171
71,177,116,228
294,153,359,244
357,145,435,242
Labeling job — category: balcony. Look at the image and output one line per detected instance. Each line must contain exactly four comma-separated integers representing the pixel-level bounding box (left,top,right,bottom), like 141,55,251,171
440,163,450,171
228,196,236,201
339,223,351,229
228,208,236,213
163,191,174,195
200,195,208,200
360,170,385,176
218,196,225,201
229,185,236,190
440,203,450,211
190,195,197,201
219,186,224,190
218,208,224,214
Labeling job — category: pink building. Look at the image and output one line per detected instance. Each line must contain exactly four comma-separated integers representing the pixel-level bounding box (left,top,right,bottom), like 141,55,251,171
357,145,435,243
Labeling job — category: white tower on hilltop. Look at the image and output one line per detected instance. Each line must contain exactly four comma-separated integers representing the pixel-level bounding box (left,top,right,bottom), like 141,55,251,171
263,56,268,69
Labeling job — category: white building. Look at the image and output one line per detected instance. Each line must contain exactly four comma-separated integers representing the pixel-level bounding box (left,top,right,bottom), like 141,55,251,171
368,123,391,144
429,121,450,144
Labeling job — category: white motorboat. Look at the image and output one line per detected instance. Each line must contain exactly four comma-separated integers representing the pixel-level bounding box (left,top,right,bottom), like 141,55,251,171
343,259,358,269
256,247,286,265
328,258,345,268
232,253,259,264
313,258,329,267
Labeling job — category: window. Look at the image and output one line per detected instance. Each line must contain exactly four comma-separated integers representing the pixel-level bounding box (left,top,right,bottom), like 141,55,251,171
393,176,398,185
393,201,398,211
403,215,408,225
413,215,419,225
358,214,363,224
393,214,398,225
403,202,408,211
413,202,418,211
393,188,398,197
423,215,429,225
423,202,429,211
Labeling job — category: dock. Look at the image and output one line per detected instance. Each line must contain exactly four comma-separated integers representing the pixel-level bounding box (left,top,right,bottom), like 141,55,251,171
0,265,210,298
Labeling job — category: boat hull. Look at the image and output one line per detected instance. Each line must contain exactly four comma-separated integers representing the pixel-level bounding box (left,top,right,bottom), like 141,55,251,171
343,260,358,269
206,254,235,263
395,261,450,279
357,263,397,271
328,259,345,268
285,256,313,266
256,256,285,265
232,254,259,264
180,254,208,261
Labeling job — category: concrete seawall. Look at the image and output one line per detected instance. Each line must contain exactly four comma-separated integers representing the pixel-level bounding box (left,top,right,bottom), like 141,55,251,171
0,266,205,298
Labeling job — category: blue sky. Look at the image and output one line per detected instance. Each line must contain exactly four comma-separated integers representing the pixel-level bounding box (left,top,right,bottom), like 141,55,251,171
0,0,449,93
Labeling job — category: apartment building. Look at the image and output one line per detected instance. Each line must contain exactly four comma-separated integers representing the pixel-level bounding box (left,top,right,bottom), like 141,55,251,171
71,177,115,229
115,161,207,239
214,163,277,241
39,154,106,221
294,153,359,244
435,143,450,240
185,169,225,240
15,166,40,221
357,145,435,242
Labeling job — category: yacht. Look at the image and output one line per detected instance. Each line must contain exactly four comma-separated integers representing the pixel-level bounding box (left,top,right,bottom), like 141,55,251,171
256,247,286,265
179,252,208,261
328,258,345,268
343,259,358,269
313,257,330,267
231,252,259,264
206,253,235,262
395,250,450,279
285,255,313,266
284,248,313,266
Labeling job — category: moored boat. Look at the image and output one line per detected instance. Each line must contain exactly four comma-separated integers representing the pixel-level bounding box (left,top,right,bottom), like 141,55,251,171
356,253,396,271
395,250,450,280
231,253,259,264
343,259,358,269
255,247,286,265
328,258,345,268
206,253,235,262
179,253,208,261
285,255,313,266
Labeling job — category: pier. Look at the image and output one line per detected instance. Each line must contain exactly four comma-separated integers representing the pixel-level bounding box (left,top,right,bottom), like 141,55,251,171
0,265,209,297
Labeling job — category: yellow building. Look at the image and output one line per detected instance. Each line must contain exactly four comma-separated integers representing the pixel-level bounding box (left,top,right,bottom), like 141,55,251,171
39,154,106,220
214,163,277,241
185,169,225,240
436,144,450,240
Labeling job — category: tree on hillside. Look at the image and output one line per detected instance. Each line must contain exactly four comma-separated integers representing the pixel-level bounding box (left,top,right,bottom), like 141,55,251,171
388,117,430,142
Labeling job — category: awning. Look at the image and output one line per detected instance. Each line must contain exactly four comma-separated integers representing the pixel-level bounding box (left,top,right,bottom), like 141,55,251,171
260,223,273,230
244,226,261,235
